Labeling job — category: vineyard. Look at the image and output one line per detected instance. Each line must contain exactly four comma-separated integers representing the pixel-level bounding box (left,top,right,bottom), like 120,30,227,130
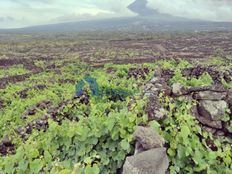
0,32,232,174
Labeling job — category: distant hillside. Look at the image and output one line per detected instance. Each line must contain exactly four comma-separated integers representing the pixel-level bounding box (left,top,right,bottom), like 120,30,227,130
1,16,232,33
1,0,232,33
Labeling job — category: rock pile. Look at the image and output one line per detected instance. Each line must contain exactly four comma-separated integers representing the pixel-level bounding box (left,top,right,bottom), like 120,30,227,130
129,67,232,173
144,67,171,121
122,126,169,174
128,67,150,80
123,69,171,173
171,83,232,137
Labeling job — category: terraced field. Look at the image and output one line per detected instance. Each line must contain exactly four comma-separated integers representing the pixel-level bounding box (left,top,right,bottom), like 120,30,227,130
0,32,232,173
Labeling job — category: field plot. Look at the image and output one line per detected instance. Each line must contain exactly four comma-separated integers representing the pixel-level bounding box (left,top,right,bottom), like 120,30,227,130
0,32,232,173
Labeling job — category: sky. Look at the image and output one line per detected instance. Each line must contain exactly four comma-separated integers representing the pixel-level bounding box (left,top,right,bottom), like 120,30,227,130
0,0,232,28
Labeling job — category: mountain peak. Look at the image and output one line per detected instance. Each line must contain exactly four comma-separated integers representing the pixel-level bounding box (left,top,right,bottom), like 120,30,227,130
127,0,158,16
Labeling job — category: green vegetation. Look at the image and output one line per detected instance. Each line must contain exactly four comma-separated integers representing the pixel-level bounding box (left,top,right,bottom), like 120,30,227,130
0,62,151,173
156,97,232,173
205,56,225,66
0,32,232,174
156,59,192,70
0,65,29,78
1,59,232,173
170,70,213,87
0,100,146,173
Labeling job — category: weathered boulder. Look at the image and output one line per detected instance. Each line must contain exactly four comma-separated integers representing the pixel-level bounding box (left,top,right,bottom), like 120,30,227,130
144,83,159,96
172,83,187,96
194,91,227,100
133,126,165,153
154,66,162,78
122,148,169,174
145,94,166,121
152,108,166,121
191,105,222,129
148,77,171,96
198,100,228,121
150,77,162,84
196,115,222,129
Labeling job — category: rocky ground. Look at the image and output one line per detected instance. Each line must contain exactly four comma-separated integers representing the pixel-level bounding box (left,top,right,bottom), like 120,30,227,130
0,32,231,173
122,64,232,173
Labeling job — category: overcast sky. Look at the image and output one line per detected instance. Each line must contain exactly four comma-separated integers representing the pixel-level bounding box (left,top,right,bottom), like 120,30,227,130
0,0,232,28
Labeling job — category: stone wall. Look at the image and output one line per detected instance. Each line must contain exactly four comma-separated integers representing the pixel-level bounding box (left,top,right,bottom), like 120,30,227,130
122,67,232,174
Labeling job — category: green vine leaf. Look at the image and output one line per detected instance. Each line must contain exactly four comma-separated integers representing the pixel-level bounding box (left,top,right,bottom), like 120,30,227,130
85,164,100,174
120,139,130,151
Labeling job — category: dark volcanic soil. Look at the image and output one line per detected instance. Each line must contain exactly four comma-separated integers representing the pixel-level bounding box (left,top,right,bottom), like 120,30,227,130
17,85,47,99
182,66,232,84
0,58,41,71
0,99,5,109
0,137,15,156
0,73,33,89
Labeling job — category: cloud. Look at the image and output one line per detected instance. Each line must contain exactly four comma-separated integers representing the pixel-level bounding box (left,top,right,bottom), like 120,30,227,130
53,10,117,23
49,0,135,24
75,0,135,16
0,16,15,22
147,0,232,21
9,0,54,5
53,13,111,23
0,0,232,28
0,0,135,28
